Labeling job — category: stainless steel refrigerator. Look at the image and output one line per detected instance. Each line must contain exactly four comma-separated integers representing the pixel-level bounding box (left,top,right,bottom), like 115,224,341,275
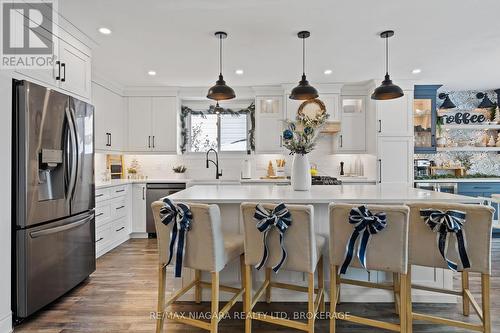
12,80,96,319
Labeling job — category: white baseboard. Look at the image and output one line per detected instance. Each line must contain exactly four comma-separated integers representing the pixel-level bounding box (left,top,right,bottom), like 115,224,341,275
0,311,12,333
129,232,148,239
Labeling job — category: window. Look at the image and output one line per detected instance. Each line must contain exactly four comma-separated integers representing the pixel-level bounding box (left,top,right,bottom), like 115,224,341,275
189,113,249,153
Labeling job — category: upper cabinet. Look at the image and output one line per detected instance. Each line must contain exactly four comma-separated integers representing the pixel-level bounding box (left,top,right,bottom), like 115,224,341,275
335,96,366,152
255,96,284,153
92,82,125,152
127,96,178,154
413,85,442,153
376,93,413,137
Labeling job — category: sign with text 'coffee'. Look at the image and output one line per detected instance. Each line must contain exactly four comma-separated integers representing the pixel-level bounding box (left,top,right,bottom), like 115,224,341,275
442,112,486,124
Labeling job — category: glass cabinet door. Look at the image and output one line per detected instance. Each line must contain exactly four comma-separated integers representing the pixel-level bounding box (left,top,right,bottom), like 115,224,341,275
414,98,433,148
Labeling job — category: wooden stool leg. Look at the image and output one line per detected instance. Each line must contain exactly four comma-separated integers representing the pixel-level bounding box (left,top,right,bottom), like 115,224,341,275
265,268,272,303
318,256,325,313
482,274,491,333
195,269,202,304
211,272,219,333
244,265,252,333
156,264,167,333
462,271,470,316
393,272,400,315
398,273,407,333
308,272,315,333
406,266,413,333
329,265,337,333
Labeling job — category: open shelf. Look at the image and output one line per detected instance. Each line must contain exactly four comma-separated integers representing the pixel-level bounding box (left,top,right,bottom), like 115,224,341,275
436,146,500,152
441,124,500,130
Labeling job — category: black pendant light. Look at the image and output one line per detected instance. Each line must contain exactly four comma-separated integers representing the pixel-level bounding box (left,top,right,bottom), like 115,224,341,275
438,93,456,109
207,31,235,101
289,31,318,100
476,92,496,109
371,30,404,100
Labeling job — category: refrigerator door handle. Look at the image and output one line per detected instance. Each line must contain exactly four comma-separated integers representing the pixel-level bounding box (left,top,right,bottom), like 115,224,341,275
64,107,78,200
69,106,81,200
30,214,93,238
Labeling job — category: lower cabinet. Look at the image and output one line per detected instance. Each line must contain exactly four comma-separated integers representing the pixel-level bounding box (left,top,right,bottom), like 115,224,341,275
132,184,147,235
458,182,500,221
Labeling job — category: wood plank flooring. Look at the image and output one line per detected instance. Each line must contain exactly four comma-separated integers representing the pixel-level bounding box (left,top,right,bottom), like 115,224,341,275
15,238,500,332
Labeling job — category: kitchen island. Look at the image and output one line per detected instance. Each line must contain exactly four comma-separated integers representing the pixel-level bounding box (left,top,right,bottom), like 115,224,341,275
167,184,482,303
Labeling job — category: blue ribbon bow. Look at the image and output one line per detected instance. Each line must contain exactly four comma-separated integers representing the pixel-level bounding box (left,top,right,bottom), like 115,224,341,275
253,203,292,273
340,206,387,274
159,198,193,277
420,209,470,272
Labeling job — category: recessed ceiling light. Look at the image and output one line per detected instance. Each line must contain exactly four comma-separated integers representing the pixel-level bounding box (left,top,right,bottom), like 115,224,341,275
412,68,422,74
235,69,244,75
324,69,333,75
148,70,157,76
98,27,112,35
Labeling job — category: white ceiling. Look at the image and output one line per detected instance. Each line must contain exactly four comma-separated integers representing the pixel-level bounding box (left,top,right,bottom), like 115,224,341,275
60,0,500,91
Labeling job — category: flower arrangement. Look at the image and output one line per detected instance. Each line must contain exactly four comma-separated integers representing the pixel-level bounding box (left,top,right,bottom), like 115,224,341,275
282,112,328,155
172,165,187,173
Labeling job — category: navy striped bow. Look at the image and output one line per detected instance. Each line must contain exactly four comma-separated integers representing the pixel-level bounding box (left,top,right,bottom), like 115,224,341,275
340,206,387,274
420,209,470,272
253,203,292,273
159,198,193,277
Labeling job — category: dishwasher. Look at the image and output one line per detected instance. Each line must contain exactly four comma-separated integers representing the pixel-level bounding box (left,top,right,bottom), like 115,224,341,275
146,183,186,237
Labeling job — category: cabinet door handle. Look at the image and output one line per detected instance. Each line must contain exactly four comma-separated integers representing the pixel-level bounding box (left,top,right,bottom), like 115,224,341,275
116,205,125,210
95,237,104,243
152,135,155,148
378,159,382,183
115,226,125,232
109,133,112,147
115,189,125,193
95,212,104,218
61,63,66,82
340,135,343,148
95,193,104,198
472,186,492,190
55,61,61,80
378,120,382,133
148,136,151,148
142,187,145,200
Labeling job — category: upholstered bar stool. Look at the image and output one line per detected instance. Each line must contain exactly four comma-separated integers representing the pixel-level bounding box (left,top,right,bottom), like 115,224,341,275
406,202,494,333
241,202,326,333
151,200,245,333
329,203,410,333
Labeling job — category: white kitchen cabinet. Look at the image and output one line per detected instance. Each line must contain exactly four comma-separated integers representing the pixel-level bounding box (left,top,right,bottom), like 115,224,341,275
377,136,413,184
255,96,284,153
336,96,366,152
128,97,152,152
127,96,177,153
92,82,125,151
58,40,91,100
131,184,147,235
151,97,178,153
376,94,413,137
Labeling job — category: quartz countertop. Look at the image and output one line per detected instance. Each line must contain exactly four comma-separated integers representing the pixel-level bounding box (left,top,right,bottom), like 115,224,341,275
414,178,500,183
167,184,482,204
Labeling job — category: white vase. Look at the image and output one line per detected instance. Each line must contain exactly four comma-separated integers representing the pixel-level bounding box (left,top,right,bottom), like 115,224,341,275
291,154,312,191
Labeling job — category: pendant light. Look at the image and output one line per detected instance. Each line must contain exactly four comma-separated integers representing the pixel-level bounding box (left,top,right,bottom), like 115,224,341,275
476,92,496,109
438,93,456,109
289,31,318,100
207,31,235,101
371,30,404,100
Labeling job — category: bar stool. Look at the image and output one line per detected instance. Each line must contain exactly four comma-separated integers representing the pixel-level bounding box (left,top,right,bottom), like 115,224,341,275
406,202,494,333
151,200,245,333
241,202,326,333
329,203,410,333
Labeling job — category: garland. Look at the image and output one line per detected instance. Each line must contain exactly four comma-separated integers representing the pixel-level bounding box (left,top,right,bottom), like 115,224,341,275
180,102,255,154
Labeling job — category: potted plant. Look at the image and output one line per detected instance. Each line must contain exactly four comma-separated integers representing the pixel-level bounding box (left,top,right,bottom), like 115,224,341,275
172,165,187,179
282,111,328,191
435,116,447,147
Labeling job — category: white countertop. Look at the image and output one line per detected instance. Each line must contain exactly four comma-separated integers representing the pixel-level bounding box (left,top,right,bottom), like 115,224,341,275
96,178,190,189
167,184,482,204
414,178,500,183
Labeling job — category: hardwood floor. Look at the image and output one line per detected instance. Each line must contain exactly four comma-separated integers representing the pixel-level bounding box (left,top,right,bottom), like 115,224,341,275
15,238,500,333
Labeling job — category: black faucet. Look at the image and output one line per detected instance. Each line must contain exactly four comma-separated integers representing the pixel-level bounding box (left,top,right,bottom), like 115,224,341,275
206,149,222,179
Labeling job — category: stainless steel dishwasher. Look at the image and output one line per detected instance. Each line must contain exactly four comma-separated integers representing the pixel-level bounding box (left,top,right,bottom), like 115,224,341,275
146,183,186,237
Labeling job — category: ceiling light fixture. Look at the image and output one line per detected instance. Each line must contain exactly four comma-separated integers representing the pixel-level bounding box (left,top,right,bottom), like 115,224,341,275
289,31,318,100
476,92,496,109
438,93,456,109
324,69,333,75
207,31,235,101
412,68,422,74
371,30,404,100
98,27,112,35
148,70,157,76
235,69,244,75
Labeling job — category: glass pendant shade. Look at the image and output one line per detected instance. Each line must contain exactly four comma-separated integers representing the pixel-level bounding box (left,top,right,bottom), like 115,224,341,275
371,30,404,101
439,93,456,109
476,92,495,109
290,74,318,100
207,31,235,101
